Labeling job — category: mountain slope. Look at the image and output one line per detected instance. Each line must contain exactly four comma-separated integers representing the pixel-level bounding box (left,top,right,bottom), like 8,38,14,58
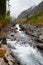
17,1,43,19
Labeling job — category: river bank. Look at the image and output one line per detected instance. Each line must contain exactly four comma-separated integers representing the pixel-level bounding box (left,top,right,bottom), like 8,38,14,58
0,44,21,65
20,24,43,48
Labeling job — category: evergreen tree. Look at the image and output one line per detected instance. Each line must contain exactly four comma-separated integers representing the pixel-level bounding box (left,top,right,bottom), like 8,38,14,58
0,0,6,16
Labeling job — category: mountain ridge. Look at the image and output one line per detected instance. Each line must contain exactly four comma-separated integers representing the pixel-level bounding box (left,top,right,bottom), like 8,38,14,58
17,1,43,19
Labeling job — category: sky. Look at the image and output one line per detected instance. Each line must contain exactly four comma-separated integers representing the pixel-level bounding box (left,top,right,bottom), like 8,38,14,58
9,0,42,18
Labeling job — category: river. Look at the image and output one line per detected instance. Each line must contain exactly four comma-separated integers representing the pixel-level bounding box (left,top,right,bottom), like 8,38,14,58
6,24,43,65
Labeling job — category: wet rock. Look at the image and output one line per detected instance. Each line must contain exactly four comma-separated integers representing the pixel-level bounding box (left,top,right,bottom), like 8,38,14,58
20,25,27,31
7,43,16,49
36,44,43,50
35,38,43,43
2,37,7,45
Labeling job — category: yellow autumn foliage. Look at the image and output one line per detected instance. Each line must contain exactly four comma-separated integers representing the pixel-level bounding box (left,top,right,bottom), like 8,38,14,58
0,48,6,57
1,31,6,38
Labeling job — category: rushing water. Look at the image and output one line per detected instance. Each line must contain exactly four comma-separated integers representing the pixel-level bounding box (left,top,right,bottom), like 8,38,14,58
7,24,43,65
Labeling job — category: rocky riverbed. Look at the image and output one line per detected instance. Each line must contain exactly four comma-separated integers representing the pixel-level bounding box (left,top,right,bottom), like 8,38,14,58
0,23,43,65
0,44,21,65
20,24,43,48
0,24,21,65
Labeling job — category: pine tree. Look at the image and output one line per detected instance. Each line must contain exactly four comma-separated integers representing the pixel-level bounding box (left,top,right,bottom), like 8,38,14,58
0,0,6,16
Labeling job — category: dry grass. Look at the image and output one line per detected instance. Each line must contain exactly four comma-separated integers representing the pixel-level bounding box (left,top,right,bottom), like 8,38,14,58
0,48,6,57
16,16,43,25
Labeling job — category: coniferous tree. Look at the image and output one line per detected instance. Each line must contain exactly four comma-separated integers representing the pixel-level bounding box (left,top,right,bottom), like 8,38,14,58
0,0,6,16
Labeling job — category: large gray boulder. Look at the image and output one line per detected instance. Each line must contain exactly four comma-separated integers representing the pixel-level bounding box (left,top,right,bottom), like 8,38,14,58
39,34,43,41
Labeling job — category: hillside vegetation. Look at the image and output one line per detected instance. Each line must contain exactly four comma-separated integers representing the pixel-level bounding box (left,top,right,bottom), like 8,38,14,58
16,1,43,25
16,12,43,25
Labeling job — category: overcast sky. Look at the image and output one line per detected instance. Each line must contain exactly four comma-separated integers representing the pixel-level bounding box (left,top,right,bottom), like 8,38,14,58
9,0,42,18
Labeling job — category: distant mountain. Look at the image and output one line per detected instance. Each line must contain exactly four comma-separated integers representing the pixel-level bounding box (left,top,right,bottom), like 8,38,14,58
17,1,43,19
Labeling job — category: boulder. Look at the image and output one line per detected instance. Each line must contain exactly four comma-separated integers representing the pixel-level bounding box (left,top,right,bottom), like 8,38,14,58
39,34,43,42
20,25,27,31
31,33,38,37
0,58,7,65
36,44,43,49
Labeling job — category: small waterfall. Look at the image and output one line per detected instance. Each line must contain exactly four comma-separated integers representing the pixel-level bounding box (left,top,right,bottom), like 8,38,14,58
7,24,43,65
16,24,21,31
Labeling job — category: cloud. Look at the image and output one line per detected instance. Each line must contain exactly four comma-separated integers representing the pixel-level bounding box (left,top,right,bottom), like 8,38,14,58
9,0,42,17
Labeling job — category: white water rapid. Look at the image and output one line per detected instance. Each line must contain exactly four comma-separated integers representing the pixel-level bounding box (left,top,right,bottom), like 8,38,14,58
7,24,43,65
